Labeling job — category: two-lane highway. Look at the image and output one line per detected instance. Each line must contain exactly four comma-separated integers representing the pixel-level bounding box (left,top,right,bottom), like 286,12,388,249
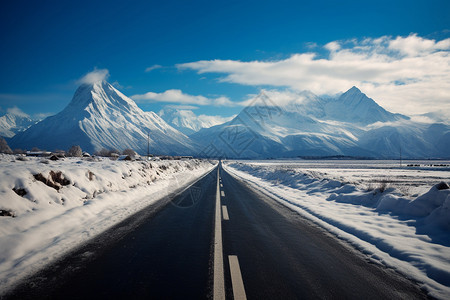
6,162,428,299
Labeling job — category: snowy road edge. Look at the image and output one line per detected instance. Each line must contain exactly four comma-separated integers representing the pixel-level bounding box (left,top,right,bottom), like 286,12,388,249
0,161,218,296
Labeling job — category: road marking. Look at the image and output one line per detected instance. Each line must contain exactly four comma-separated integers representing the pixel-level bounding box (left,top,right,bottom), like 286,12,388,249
214,168,225,300
222,205,229,220
221,190,225,197
229,255,247,300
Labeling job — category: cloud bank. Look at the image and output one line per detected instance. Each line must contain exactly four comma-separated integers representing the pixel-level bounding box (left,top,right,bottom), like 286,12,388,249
132,89,235,106
178,34,450,116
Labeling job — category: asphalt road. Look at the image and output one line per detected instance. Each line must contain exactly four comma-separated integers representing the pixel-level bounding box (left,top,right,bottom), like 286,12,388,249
219,165,427,299
5,163,428,299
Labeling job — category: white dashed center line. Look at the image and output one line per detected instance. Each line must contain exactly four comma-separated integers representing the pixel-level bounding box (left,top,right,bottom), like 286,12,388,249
215,167,246,299
229,255,247,300
213,168,225,300
222,205,229,220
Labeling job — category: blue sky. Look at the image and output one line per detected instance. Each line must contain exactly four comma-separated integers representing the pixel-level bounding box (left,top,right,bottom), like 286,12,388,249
1,0,449,119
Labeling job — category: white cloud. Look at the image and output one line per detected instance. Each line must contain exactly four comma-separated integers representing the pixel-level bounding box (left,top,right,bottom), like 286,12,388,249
388,33,450,57
163,104,199,110
132,89,235,106
33,112,53,120
237,90,302,107
177,34,450,116
78,68,110,84
305,42,318,49
324,41,340,52
197,114,235,126
6,106,29,118
111,81,123,89
213,96,235,106
145,65,162,72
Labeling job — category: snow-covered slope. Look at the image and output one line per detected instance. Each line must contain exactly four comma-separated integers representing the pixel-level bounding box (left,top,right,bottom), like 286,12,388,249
159,107,234,135
192,88,449,159
0,154,216,294
191,90,367,158
10,81,196,155
0,112,34,138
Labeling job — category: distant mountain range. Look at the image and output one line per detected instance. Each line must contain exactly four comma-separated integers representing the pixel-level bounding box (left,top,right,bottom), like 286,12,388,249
191,87,449,159
158,107,234,136
5,81,450,158
0,111,35,138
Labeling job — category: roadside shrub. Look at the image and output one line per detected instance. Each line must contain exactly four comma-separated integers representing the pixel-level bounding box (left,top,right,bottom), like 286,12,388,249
122,148,136,156
68,145,82,157
0,138,12,154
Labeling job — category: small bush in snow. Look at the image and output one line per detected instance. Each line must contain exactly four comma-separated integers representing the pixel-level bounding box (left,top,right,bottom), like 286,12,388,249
68,145,82,157
0,138,12,154
122,148,136,156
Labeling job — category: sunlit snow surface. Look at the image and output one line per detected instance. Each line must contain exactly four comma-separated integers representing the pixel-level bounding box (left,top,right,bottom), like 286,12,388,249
247,160,450,196
0,154,216,295
224,160,450,299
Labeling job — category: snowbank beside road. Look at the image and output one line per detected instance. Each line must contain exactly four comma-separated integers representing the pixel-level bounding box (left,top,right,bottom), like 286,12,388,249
0,155,216,294
224,161,450,299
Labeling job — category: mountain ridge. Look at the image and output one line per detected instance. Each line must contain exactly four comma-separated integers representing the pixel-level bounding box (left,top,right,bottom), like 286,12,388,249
6,83,449,159
0,111,35,138
191,87,448,159
158,107,234,136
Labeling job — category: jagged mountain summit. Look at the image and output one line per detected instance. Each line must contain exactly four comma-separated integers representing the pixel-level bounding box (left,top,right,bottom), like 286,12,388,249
0,111,35,138
324,86,409,125
10,81,196,155
159,107,234,135
191,87,449,159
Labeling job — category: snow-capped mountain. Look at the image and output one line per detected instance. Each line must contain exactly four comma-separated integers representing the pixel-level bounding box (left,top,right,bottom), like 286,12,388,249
159,107,234,135
10,81,196,155
192,87,449,159
324,86,408,125
0,111,35,138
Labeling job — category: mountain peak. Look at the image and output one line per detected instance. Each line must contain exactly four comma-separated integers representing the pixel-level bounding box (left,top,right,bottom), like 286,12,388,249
66,80,138,114
323,86,408,125
346,86,362,94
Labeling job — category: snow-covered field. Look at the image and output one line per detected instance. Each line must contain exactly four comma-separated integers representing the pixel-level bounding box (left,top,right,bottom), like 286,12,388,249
0,154,216,294
224,160,450,299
